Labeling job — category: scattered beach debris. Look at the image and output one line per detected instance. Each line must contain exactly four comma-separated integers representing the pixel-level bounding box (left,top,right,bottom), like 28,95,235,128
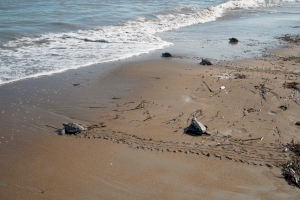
200,58,212,65
276,127,281,137
282,140,300,187
279,56,300,62
229,38,239,43
234,73,246,79
255,83,271,102
247,107,257,113
162,52,172,57
220,86,225,89
283,82,300,91
283,159,300,187
73,84,80,86
186,117,211,135
62,122,86,134
278,105,288,111
296,121,300,125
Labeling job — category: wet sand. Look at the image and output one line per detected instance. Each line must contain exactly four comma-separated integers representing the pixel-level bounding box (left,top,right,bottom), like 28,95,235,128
1,43,300,199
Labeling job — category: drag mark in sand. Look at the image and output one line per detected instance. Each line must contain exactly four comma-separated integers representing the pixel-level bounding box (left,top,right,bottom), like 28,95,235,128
67,129,291,169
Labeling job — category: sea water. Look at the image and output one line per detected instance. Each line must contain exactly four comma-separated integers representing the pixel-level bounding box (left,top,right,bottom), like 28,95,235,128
0,0,299,85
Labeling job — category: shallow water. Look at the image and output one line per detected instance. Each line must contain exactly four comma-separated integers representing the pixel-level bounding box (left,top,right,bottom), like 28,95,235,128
158,9,300,60
0,0,299,85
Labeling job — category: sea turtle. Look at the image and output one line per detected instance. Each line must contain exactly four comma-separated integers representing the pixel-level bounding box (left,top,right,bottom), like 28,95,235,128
62,122,86,134
229,38,239,43
200,58,212,65
187,117,211,135
162,52,172,57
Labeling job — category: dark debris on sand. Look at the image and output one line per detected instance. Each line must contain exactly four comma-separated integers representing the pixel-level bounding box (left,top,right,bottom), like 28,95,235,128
283,140,300,188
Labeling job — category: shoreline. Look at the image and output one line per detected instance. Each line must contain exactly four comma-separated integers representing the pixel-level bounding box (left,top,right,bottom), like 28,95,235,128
1,40,300,199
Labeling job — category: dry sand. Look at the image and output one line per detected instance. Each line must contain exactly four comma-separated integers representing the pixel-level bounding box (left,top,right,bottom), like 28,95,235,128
1,44,300,199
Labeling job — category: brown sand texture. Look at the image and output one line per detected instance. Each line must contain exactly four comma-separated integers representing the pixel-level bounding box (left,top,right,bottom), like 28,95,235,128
1,44,300,199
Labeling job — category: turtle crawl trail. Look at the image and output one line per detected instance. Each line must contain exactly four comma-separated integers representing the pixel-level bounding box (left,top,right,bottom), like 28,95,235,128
68,129,291,168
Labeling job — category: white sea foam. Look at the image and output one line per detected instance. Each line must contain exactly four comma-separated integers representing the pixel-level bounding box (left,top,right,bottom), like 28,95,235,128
0,0,298,85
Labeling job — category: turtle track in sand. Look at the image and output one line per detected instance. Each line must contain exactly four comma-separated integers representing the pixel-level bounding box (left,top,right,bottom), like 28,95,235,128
68,130,293,168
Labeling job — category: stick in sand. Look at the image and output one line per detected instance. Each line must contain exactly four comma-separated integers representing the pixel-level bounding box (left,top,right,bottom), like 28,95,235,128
203,81,213,92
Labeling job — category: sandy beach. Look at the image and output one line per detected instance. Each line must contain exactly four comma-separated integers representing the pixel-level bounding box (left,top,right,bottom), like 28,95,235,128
1,40,300,199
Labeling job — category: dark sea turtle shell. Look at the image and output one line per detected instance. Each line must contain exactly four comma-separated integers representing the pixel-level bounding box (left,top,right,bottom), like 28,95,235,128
229,38,239,42
162,52,172,57
187,117,208,134
62,122,86,133
200,58,212,65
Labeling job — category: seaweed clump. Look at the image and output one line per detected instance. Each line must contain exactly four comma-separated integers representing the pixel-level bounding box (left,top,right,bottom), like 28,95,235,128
282,140,300,187
276,34,300,43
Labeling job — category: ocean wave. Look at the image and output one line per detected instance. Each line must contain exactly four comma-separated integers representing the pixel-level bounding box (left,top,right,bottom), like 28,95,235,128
0,0,298,85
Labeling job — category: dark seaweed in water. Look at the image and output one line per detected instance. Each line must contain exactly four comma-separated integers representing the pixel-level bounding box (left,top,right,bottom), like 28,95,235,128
276,34,300,43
